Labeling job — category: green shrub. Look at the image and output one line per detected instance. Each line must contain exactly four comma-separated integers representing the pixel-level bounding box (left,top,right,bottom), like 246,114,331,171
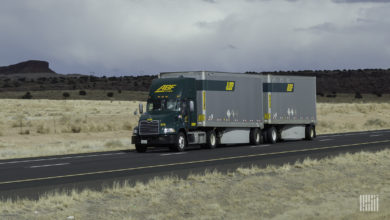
21,92,33,99
36,123,50,134
63,92,70,99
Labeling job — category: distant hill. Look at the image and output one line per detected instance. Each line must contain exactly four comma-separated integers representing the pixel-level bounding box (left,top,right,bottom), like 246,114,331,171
0,60,56,75
0,60,389,98
0,60,154,92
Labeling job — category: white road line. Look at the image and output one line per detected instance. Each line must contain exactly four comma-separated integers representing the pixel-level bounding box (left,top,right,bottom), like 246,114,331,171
370,131,384,134
319,130,390,138
251,145,271,148
0,152,125,165
320,134,341,138
29,163,70,169
370,134,382,137
160,152,187,156
320,139,334,142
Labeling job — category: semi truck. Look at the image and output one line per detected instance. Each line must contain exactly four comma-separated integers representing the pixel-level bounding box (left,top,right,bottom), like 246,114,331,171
132,71,316,152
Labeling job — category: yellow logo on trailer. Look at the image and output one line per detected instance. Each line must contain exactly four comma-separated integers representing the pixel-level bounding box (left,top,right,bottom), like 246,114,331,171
155,84,177,93
286,83,294,92
226,81,235,91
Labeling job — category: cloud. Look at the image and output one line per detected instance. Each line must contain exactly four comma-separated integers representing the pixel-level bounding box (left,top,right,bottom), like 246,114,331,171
295,22,339,33
203,0,217,3
0,0,389,75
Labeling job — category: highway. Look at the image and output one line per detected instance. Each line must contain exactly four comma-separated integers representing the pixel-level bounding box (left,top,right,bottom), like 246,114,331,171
1,129,390,199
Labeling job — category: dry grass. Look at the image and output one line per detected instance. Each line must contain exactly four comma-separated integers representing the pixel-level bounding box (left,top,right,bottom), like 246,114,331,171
0,99,144,159
1,99,390,159
1,149,389,219
317,103,390,134
0,99,141,135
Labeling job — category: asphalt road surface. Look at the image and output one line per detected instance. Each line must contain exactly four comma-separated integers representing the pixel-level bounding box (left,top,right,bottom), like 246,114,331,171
1,129,390,199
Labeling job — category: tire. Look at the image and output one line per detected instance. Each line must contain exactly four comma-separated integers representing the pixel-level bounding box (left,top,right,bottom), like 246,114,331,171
135,144,147,153
305,125,315,140
203,130,217,149
250,128,261,145
173,132,187,152
267,127,278,144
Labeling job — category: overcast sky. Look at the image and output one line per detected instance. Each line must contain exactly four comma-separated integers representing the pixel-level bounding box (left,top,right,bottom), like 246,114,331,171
1,0,389,76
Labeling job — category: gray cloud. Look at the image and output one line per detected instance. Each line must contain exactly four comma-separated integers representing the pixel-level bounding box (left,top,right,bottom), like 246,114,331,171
0,0,389,75
295,22,339,33
203,0,217,3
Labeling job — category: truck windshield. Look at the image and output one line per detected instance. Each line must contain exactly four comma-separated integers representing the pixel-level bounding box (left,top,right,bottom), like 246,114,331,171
147,99,181,112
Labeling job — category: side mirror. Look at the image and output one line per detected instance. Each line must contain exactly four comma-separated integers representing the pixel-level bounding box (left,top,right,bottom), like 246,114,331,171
139,103,143,114
181,102,186,115
189,100,194,112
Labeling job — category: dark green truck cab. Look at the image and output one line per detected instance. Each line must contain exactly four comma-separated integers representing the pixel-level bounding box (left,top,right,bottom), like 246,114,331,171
132,77,198,152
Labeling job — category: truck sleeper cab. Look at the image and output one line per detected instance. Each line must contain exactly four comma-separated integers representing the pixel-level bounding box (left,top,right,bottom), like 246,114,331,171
132,71,316,153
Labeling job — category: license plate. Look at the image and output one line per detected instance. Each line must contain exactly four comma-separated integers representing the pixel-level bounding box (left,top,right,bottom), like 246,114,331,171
141,140,147,144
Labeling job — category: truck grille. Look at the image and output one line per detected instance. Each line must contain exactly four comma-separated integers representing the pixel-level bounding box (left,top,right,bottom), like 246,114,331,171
139,120,159,135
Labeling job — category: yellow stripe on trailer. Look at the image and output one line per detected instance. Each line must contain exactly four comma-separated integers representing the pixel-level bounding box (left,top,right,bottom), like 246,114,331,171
203,91,206,110
268,94,271,108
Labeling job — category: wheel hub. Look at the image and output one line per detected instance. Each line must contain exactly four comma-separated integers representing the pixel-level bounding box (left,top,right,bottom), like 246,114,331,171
210,134,216,146
272,130,277,141
310,128,314,138
178,136,185,149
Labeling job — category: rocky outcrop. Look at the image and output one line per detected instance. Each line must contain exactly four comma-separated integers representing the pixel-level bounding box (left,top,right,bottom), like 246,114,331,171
0,60,56,75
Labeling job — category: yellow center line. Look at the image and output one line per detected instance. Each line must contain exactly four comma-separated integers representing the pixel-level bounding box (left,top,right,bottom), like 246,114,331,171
1,139,389,185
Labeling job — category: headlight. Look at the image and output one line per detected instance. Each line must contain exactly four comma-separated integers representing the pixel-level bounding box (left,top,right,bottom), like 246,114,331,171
163,128,176,134
133,127,138,135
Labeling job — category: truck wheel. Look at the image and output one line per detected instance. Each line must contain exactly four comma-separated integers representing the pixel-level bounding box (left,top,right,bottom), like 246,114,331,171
203,130,217,149
250,128,261,145
135,144,147,153
174,132,187,152
305,125,315,140
267,127,278,144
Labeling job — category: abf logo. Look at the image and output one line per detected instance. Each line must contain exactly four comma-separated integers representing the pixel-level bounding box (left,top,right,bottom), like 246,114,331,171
226,81,235,91
155,84,177,93
286,83,294,92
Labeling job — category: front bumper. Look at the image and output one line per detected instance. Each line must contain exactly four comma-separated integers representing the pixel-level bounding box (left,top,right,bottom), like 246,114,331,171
132,134,177,146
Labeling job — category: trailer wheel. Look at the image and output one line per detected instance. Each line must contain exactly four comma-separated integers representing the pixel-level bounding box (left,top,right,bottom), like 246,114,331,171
203,130,217,149
173,132,187,152
267,127,278,144
305,125,315,140
135,144,147,153
250,128,261,145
